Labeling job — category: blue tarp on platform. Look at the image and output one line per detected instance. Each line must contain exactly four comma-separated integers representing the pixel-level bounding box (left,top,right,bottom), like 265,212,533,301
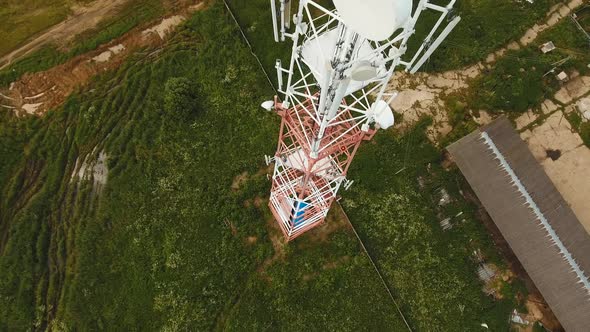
291,201,309,226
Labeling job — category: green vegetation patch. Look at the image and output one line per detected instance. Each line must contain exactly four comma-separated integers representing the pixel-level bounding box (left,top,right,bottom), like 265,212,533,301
343,120,521,330
469,18,590,113
420,0,561,71
566,111,590,147
468,48,557,113
0,4,408,330
223,214,408,331
225,0,292,87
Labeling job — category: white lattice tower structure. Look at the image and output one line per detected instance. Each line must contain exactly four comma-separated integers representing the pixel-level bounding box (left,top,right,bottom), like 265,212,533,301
264,0,460,240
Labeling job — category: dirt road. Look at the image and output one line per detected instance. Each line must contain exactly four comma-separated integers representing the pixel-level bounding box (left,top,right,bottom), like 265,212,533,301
0,0,131,70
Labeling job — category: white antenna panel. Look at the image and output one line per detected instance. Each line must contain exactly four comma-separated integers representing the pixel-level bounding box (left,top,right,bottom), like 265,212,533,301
301,29,386,96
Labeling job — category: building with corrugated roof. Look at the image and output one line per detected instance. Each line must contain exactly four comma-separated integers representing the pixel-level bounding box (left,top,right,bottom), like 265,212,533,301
447,117,590,331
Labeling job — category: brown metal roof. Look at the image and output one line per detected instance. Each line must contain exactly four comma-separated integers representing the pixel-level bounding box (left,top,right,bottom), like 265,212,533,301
447,116,590,331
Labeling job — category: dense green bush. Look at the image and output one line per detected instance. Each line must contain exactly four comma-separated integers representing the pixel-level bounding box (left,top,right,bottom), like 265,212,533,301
163,77,199,119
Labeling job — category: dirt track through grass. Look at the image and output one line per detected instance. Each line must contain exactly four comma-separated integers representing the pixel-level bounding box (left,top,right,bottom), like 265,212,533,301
0,0,131,69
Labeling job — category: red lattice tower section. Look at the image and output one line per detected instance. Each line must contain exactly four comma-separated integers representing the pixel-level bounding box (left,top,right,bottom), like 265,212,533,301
269,97,375,241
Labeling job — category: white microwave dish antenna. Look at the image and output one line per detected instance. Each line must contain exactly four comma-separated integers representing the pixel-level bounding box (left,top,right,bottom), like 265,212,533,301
372,100,395,129
333,0,413,41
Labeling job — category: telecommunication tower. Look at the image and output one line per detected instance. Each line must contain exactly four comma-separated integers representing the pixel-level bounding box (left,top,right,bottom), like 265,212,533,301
263,0,460,241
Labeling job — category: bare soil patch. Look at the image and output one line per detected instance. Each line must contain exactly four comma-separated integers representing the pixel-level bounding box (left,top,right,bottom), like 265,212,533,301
304,202,350,243
256,209,288,282
231,171,249,191
521,111,590,233
245,236,258,245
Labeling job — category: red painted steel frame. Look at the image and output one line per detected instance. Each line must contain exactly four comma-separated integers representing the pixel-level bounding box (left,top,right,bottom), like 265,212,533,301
269,96,375,241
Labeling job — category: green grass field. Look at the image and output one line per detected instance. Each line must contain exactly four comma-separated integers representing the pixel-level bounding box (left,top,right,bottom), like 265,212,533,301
467,18,590,114
417,0,561,71
225,0,535,329
343,121,519,330
0,1,537,330
0,4,408,329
